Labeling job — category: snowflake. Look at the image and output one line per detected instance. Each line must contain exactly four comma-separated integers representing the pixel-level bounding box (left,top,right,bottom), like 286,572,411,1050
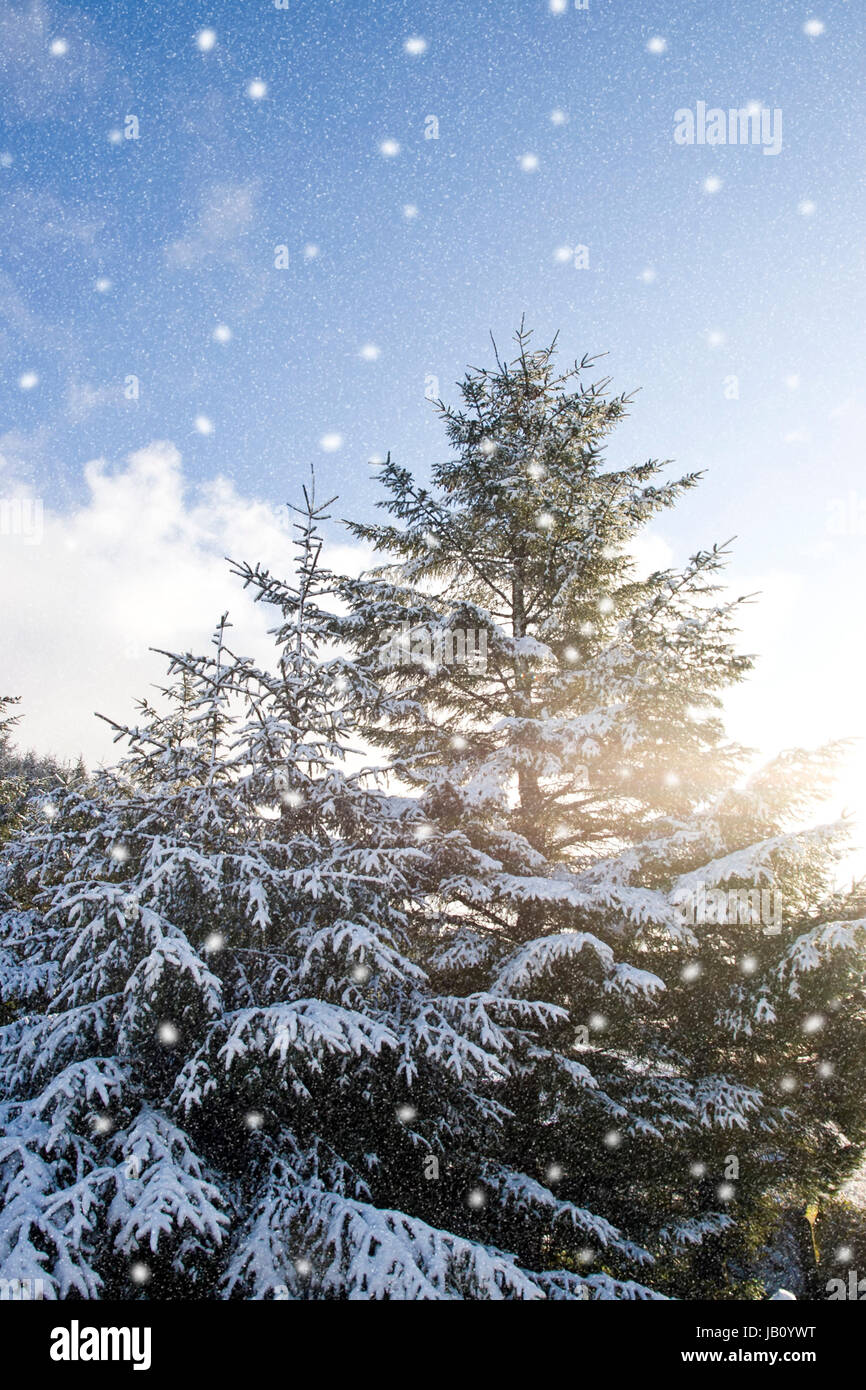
467,1188,486,1209
18,371,39,391
158,1022,180,1047
396,1104,417,1123
213,324,232,343
196,28,217,52
550,108,568,125
194,415,214,435
247,80,268,100
646,36,667,54
319,433,343,452
204,932,225,953
717,1182,735,1202
703,176,722,195
380,139,401,158
359,343,381,361
689,1162,706,1178
603,1130,622,1150
49,38,69,56
803,19,825,37
519,153,539,173
404,37,428,56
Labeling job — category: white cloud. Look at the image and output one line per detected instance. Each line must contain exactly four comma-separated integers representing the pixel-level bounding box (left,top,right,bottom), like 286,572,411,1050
0,443,371,765
165,182,258,269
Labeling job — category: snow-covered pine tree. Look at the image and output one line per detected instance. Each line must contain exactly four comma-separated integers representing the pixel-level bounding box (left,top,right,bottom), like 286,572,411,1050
0,480,648,1299
336,325,866,1297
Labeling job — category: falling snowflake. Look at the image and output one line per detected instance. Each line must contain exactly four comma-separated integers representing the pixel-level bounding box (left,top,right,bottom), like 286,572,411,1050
396,1104,417,1123
204,932,225,953
359,343,381,361
550,108,568,126
245,1111,264,1130
213,324,232,343
49,38,69,57
130,1262,151,1285
196,28,217,52
798,199,816,216
247,79,268,100
519,153,539,173
303,243,320,259
646,36,667,54
717,1182,735,1201
402,204,419,219
319,433,342,452
158,1022,179,1047
681,962,702,983
803,19,825,37
194,415,214,435
703,176,722,194
690,1162,707,1178
380,139,401,157
404,37,428,56
603,1130,622,1149
18,371,39,390
536,511,555,530
467,1188,486,1209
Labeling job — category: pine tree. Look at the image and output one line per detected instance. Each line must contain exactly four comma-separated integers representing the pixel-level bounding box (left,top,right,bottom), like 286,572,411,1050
0,481,648,1299
336,325,866,1297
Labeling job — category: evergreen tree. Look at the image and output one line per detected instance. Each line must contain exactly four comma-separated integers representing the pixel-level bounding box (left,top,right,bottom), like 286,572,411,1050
0,482,648,1299
336,325,866,1297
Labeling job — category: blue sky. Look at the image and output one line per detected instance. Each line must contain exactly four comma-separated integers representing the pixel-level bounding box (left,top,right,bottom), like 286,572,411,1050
1,0,865,845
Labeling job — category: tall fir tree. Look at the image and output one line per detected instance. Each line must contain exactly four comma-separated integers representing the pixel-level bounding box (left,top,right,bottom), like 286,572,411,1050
336,325,866,1296
0,482,652,1299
